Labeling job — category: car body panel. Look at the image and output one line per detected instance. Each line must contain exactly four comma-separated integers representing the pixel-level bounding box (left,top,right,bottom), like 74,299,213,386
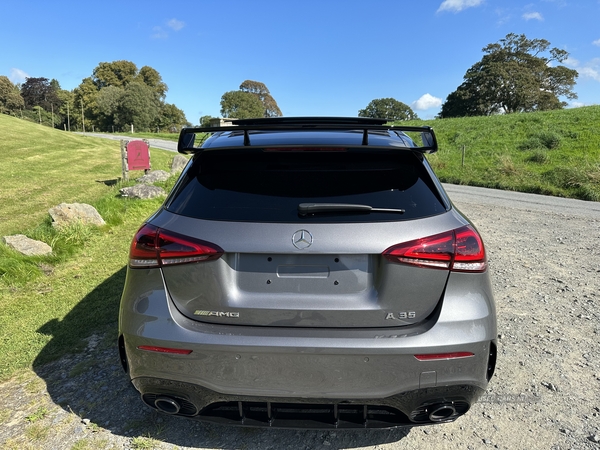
119,118,497,428
120,268,495,398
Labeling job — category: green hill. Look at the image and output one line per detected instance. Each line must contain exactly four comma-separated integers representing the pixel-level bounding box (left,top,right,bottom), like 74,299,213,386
0,114,123,236
398,105,600,201
0,114,175,380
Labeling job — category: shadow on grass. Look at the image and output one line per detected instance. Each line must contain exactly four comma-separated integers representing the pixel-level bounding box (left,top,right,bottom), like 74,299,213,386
32,267,411,448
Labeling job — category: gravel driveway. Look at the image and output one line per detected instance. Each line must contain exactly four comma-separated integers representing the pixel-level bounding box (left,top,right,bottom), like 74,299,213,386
1,185,599,450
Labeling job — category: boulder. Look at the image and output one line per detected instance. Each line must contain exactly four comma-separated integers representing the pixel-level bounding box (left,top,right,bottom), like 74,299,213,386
136,170,170,184
3,235,52,256
171,155,189,174
48,203,106,228
119,184,166,199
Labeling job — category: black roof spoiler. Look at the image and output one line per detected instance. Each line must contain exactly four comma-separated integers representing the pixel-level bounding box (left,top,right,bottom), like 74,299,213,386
177,117,437,155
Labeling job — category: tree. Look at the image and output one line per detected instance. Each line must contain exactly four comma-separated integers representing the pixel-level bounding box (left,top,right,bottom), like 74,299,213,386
92,60,138,90
239,80,282,117
0,76,24,113
73,77,100,130
96,85,125,130
156,103,189,132
20,77,61,111
440,33,578,118
358,98,418,121
55,88,74,130
73,61,185,132
116,82,161,131
136,66,167,100
199,115,213,127
220,90,265,119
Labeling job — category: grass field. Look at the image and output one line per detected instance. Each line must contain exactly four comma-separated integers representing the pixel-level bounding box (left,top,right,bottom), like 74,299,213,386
397,105,600,201
0,106,599,381
0,114,180,379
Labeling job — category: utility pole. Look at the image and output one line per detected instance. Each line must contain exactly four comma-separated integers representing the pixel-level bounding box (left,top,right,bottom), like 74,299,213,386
81,100,85,133
67,102,70,131
38,107,41,124
51,104,54,128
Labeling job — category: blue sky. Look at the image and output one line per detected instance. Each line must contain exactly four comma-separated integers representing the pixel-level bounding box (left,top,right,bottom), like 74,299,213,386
2,0,600,122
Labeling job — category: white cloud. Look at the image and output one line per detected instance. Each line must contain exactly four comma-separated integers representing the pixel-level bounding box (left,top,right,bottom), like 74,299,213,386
152,19,184,39
566,57,600,82
167,19,185,31
151,26,168,39
592,38,600,47
437,0,484,13
9,68,29,83
579,67,600,82
412,94,443,111
564,57,579,68
523,12,544,21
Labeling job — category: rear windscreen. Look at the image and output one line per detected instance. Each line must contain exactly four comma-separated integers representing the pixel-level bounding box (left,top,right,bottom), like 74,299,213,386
166,150,447,223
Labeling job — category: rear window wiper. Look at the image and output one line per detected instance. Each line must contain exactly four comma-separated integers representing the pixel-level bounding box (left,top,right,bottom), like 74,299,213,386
298,203,405,216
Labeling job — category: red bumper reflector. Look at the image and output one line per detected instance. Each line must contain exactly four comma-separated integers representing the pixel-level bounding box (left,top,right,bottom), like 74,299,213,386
414,352,474,361
137,345,193,355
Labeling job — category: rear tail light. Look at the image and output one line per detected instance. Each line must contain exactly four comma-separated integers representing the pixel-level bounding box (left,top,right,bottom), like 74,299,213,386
129,224,223,268
383,225,487,272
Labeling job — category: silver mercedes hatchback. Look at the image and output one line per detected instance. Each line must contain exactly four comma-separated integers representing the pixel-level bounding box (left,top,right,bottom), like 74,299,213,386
118,117,497,429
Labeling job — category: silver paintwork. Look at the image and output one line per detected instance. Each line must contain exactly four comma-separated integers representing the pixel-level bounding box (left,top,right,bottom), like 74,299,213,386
119,124,497,424
119,267,495,398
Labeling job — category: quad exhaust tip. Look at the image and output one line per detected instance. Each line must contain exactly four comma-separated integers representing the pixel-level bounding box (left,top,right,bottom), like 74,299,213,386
154,396,181,415
428,403,457,422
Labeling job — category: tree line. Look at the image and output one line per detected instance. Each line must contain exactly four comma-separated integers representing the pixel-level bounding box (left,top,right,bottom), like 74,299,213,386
358,34,578,120
0,60,189,132
0,34,580,128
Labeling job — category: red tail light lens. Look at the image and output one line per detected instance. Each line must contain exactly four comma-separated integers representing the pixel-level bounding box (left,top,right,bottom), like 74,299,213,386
383,225,486,272
129,224,223,268
453,226,487,272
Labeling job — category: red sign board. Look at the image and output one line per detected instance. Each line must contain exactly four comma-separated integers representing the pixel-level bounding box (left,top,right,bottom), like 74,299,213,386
126,141,150,171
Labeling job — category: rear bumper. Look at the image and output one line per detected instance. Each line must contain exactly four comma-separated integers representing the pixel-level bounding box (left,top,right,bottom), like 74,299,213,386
119,267,496,401
132,377,486,428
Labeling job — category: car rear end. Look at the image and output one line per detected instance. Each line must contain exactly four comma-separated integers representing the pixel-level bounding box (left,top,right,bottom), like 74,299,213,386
118,118,496,429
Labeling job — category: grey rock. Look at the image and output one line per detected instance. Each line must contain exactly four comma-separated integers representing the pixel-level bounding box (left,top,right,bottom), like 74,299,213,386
2,234,52,256
48,203,106,228
171,154,189,173
119,184,166,200
136,170,170,184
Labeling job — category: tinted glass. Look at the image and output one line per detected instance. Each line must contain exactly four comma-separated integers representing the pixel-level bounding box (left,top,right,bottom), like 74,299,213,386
166,150,446,223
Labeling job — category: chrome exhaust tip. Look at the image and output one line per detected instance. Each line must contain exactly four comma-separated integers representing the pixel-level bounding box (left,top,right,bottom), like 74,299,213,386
154,396,181,415
428,403,456,422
